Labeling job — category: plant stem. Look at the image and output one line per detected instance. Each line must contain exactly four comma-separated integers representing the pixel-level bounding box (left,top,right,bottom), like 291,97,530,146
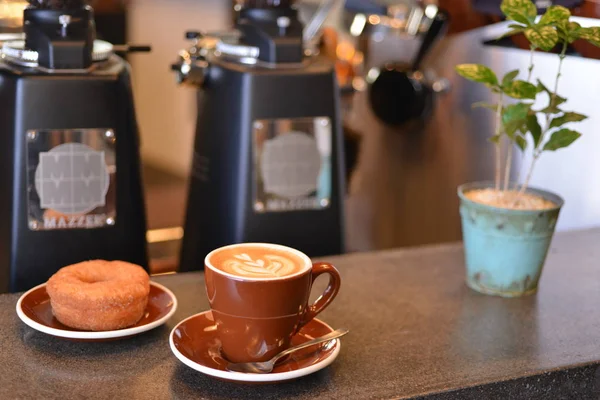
552,42,568,97
515,147,527,190
514,42,568,204
503,139,513,192
501,48,534,196
494,95,504,191
508,46,534,194
518,154,538,202
527,45,535,82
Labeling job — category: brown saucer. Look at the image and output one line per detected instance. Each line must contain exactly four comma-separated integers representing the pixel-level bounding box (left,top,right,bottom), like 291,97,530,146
169,311,341,384
16,281,177,341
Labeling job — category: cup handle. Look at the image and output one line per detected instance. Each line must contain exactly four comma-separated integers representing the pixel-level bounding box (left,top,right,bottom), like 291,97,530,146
298,262,341,329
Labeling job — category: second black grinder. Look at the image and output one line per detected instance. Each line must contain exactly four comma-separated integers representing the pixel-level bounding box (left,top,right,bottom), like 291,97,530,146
0,0,150,292
172,0,346,271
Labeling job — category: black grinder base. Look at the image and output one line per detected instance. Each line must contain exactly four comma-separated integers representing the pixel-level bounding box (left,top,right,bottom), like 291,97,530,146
0,1,149,293
173,0,346,271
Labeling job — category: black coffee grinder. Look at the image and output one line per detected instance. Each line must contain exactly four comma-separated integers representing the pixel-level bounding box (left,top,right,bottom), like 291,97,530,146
0,0,150,292
172,0,346,271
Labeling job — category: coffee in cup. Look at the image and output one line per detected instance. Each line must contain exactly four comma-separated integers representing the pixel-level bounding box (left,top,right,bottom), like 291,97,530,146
208,244,306,278
204,243,341,363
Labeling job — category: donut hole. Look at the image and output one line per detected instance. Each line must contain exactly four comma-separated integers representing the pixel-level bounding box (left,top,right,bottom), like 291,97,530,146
77,276,105,284
73,270,113,284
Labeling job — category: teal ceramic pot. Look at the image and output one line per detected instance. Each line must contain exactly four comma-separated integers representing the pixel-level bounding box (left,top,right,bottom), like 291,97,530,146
458,181,564,297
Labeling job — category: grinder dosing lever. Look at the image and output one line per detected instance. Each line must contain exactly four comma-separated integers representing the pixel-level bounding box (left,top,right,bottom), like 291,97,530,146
112,45,152,54
170,30,212,86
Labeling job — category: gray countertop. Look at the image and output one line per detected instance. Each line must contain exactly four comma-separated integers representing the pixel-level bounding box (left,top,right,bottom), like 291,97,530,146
2,228,600,399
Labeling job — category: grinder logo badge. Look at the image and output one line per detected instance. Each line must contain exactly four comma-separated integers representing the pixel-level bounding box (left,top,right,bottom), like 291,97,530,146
253,117,332,213
35,143,110,215
26,129,117,231
260,131,321,198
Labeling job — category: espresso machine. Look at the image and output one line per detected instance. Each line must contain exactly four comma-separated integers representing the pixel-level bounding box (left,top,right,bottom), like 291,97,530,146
172,0,346,271
0,0,150,292
343,0,450,126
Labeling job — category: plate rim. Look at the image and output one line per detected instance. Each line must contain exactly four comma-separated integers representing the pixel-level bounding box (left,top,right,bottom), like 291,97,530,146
169,310,341,383
16,280,178,340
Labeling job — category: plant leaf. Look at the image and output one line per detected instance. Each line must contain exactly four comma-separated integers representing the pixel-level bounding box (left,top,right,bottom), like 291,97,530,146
548,93,567,107
525,114,542,147
503,103,530,136
508,23,526,30
542,94,567,114
540,103,565,114
503,80,538,99
556,20,569,40
536,79,551,93
488,134,501,144
503,103,530,123
579,26,600,47
502,70,520,87
549,112,587,129
538,5,570,26
498,27,526,40
515,135,527,151
472,102,499,111
537,79,566,113
543,129,582,151
565,21,583,43
501,0,537,26
455,64,498,87
524,25,559,51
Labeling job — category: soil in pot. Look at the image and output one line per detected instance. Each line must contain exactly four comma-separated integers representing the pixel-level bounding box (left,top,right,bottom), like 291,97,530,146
465,188,557,211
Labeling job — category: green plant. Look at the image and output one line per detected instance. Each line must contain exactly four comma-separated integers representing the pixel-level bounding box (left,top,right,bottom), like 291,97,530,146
455,0,600,204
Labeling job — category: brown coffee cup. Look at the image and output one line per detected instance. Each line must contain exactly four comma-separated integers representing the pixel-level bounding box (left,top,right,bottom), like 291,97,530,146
204,243,341,363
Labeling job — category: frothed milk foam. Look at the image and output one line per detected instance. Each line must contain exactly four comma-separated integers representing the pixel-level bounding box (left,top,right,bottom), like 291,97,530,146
208,245,307,279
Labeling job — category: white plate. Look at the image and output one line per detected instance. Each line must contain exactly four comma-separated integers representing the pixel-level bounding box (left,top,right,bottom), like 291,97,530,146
16,281,177,340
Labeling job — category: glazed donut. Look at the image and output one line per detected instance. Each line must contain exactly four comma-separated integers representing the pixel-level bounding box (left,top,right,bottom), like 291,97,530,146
46,260,150,331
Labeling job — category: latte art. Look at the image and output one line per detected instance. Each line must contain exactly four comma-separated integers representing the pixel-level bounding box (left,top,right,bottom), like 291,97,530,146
224,253,297,278
209,245,307,279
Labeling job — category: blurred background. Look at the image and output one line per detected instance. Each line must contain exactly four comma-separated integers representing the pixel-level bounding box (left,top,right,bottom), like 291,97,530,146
3,0,600,274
